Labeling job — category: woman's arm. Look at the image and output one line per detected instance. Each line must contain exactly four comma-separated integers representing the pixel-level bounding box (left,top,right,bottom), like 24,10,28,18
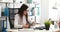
14,14,23,28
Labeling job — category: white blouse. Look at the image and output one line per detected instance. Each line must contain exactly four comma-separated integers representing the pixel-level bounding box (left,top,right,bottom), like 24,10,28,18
14,14,33,28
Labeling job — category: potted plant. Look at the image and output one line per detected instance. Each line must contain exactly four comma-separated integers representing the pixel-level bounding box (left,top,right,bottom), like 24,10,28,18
44,20,51,30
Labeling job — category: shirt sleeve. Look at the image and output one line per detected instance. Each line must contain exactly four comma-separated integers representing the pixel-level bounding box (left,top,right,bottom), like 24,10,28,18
14,14,23,28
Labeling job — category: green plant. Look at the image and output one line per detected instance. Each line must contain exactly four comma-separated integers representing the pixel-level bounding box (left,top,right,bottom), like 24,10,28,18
44,20,51,30
44,20,51,25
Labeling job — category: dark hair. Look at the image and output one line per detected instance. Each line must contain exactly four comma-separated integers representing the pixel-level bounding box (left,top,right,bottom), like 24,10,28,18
18,4,28,22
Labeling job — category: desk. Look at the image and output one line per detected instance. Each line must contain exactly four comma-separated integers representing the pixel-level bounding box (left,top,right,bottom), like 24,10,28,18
6,29,58,32
6,25,60,32
6,29,18,32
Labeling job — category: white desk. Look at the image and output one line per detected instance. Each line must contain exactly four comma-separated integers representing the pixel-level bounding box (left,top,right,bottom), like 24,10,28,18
6,29,58,32
6,29,18,32
6,24,60,32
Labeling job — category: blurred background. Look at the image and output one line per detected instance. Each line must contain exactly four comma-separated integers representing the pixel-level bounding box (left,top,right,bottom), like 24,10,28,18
0,0,60,32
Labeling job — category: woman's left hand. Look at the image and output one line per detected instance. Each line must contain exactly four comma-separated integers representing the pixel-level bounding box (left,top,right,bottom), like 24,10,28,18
23,24,30,28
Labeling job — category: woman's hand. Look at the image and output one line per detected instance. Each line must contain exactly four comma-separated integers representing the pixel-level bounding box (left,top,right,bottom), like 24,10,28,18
23,24,30,28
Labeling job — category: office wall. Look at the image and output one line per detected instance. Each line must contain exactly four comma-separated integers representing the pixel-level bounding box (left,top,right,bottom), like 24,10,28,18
2,0,13,3
41,0,49,24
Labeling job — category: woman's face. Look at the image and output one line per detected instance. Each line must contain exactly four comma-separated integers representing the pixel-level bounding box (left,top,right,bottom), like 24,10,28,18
23,10,27,15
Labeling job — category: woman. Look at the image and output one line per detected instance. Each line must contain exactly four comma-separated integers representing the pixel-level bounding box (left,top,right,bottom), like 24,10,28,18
14,4,34,28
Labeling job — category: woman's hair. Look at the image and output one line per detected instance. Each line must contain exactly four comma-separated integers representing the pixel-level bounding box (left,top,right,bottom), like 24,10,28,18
18,4,28,22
